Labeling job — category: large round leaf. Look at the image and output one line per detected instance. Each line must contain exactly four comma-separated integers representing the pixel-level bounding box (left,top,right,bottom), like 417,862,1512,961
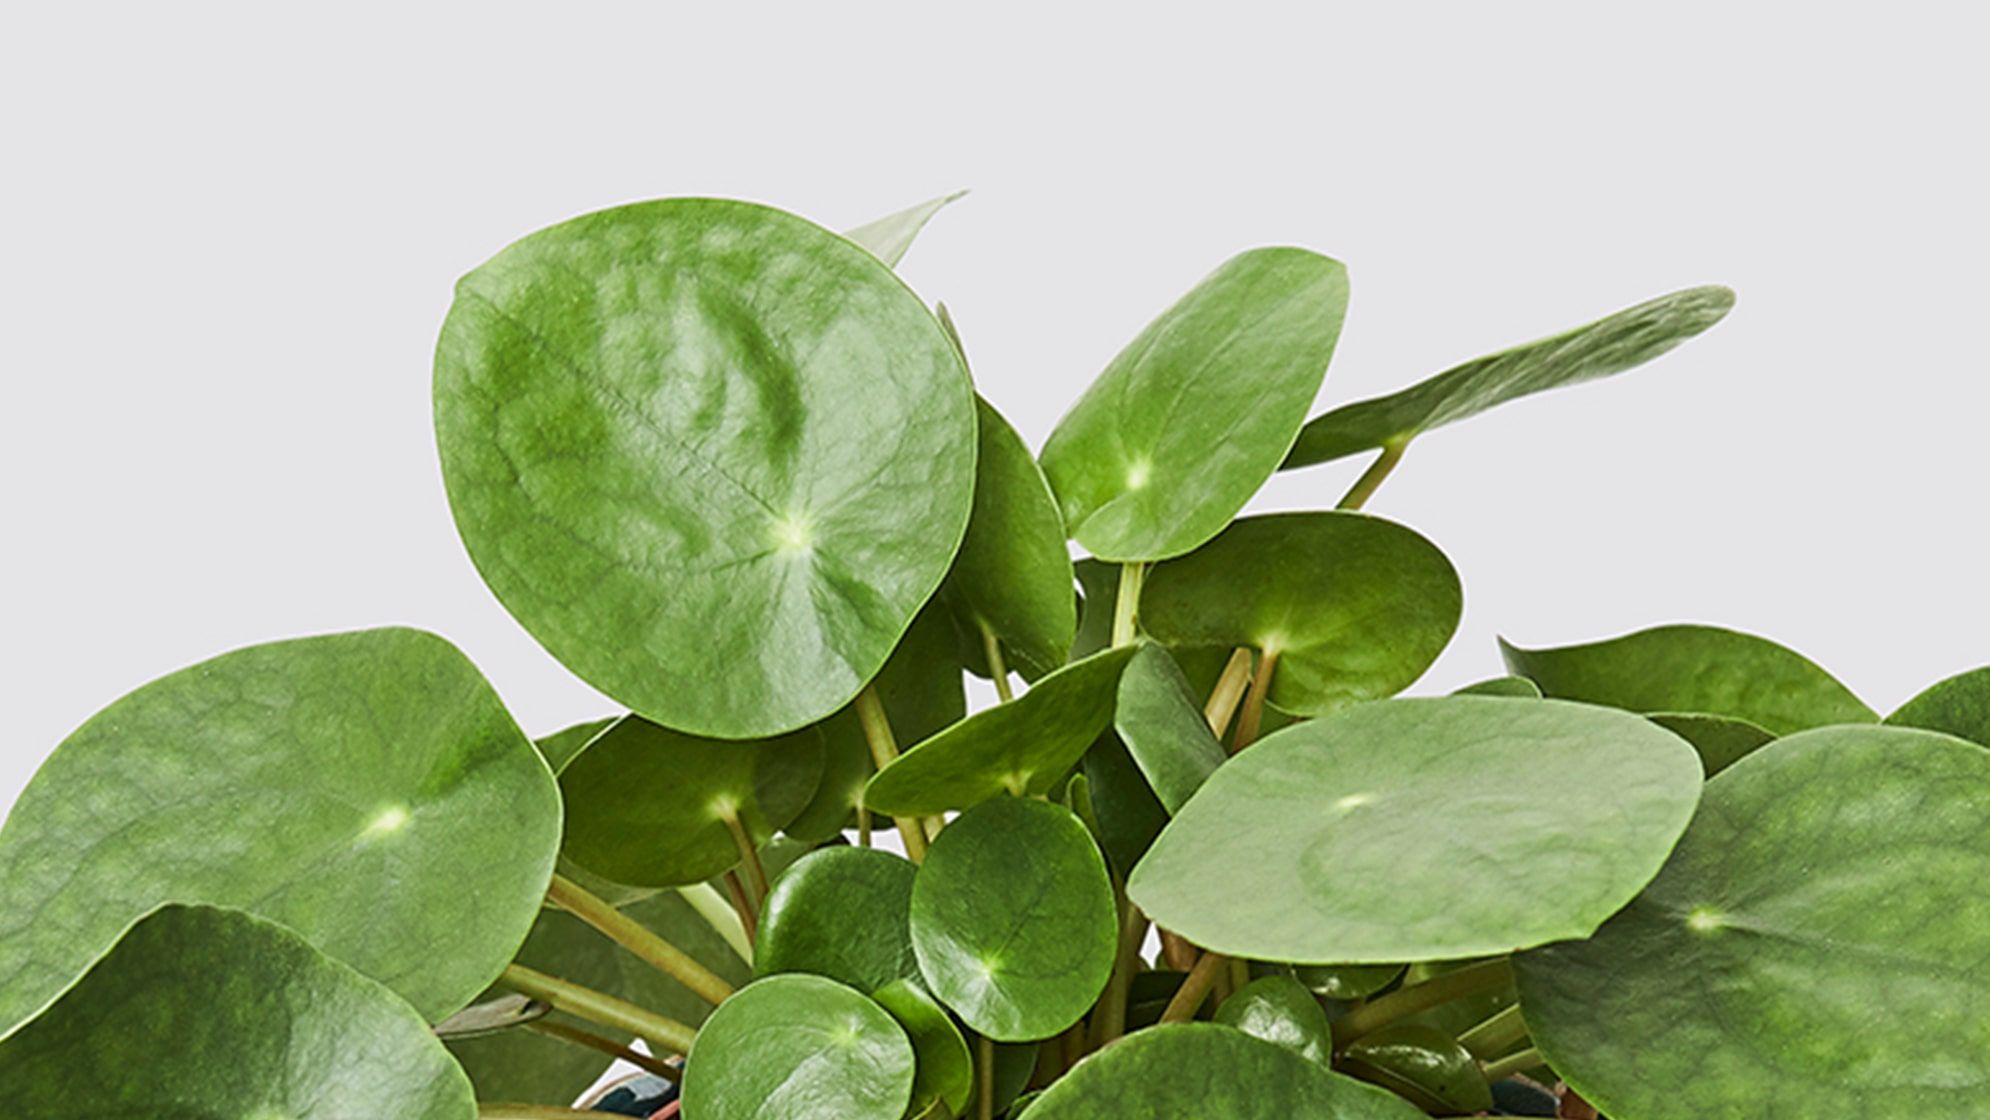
1500,623,1875,735
909,798,1116,1040
683,973,915,1120
864,646,1135,816
1887,665,1990,747
1021,1023,1425,1120
1114,643,1227,813
1129,697,1702,962
435,197,977,739
1515,726,1990,1119
0,904,473,1118
872,978,975,1119
1283,285,1734,468
1039,247,1349,561
0,628,559,1031
1141,512,1462,716
756,846,918,993
560,714,823,888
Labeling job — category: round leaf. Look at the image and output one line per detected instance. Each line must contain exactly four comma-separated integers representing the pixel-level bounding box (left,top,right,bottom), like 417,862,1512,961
0,628,560,1031
1340,1024,1494,1115
1115,643,1227,813
864,646,1135,816
684,973,915,1120
756,846,918,993
1452,675,1541,699
1647,711,1776,777
1040,248,1350,561
1500,623,1875,735
1214,974,1335,1067
909,798,1117,1040
0,904,473,1118
872,978,975,1118
435,197,977,739
1142,512,1462,716
1020,1023,1426,1120
560,714,823,888
1515,725,1990,1119
1129,697,1703,962
1284,285,1734,468
1291,963,1406,1001
1887,665,1990,747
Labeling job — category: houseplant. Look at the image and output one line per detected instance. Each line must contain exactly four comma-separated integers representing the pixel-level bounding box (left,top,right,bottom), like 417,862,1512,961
0,193,1982,1120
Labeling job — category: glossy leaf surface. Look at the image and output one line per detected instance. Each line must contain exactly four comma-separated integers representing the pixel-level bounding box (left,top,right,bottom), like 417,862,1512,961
1142,513,1461,715
1214,974,1335,1066
864,646,1135,815
560,714,823,888
1340,1024,1493,1115
683,973,915,1120
1887,665,1990,747
1285,285,1734,467
0,905,474,1118
1501,623,1875,735
1130,697,1702,962
872,978,975,1118
1114,643,1227,812
845,190,966,267
756,847,918,993
1516,726,1990,1119
909,798,1116,1040
1291,963,1405,1001
435,197,976,738
1040,248,1350,561
0,628,559,1031
1647,712,1776,777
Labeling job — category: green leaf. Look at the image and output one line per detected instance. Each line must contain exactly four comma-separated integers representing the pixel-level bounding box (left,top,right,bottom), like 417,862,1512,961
945,396,1078,681
1019,1023,1426,1119
1040,248,1351,561
872,978,976,1118
909,798,1117,1040
1515,725,1990,1119
0,628,559,1031
435,197,976,739
0,904,473,1117
1129,697,1702,962
756,846,918,993
864,646,1136,816
845,190,967,268
1452,676,1542,699
1340,1024,1494,1115
1142,512,1462,716
1291,963,1405,1001
1214,974,1335,1067
1114,643,1227,813
533,718,662,909
683,973,915,1120
560,714,824,888
1647,712,1777,777
450,890,749,1103
536,716,616,771
1887,666,1990,747
1070,557,1119,661
1081,732,1171,878
1284,285,1734,468
1501,623,1876,735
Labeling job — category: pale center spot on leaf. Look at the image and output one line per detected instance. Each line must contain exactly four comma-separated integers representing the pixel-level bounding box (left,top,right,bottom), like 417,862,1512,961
1686,906,1728,935
1002,771,1034,797
1125,459,1152,490
361,805,410,839
772,513,815,555
708,794,743,822
1332,792,1375,812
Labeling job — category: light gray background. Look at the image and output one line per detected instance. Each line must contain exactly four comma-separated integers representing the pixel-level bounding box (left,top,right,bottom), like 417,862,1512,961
5,4,1986,813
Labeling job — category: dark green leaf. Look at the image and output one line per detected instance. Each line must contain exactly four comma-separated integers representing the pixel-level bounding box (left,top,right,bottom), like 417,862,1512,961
1040,248,1350,561
535,718,658,909
872,978,975,1118
683,973,915,1120
1291,963,1405,1001
1647,712,1777,777
1214,975,1335,1067
1452,676,1542,699
756,846,918,993
435,197,976,738
0,628,559,1031
1115,643,1226,813
1340,1024,1494,1115
1284,286,1734,468
1887,666,1990,747
1515,725,1990,1119
845,191,967,267
1081,732,1170,878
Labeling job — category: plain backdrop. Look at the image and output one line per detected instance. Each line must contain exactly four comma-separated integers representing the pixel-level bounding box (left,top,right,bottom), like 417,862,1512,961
4,3,1987,816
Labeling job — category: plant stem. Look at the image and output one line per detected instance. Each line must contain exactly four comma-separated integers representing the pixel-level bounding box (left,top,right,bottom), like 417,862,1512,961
1229,648,1280,752
1203,647,1254,737
857,806,873,847
545,874,736,1006
978,1033,996,1120
1480,1045,1544,1083
1092,903,1151,1047
721,870,758,944
524,1018,681,1081
1159,929,1198,972
1336,438,1409,511
1331,958,1514,1047
1158,950,1228,1023
718,807,769,903
1227,957,1251,996
500,963,698,1057
1111,561,1147,647
1458,1002,1529,1059
855,684,929,862
979,620,1015,703
677,882,752,965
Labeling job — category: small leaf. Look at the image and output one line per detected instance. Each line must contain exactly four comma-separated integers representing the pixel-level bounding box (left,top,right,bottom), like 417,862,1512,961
1081,732,1171,878
1340,1024,1494,1115
872,978,976,1117
560,715,824,888
1115,643,1227,812
683,974,915,1120
0,628,560,1031
864,646,1135,816
756,847,919,993
909,798,1117,1040
1129,697,1702,962
1214,974,1335,1067
1501,624,1875,735
1019,1023,1426,1119
1886,665,1990,747
1291,963,1406,1001
1515,725,1990,1119
1284,285,1734,468
1453,676,1542,699
1142,512,1462,716
1041,248,1351,561
0,904,474,1118
844,190,968,268
435,197,977,739
1647,712,1776,777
